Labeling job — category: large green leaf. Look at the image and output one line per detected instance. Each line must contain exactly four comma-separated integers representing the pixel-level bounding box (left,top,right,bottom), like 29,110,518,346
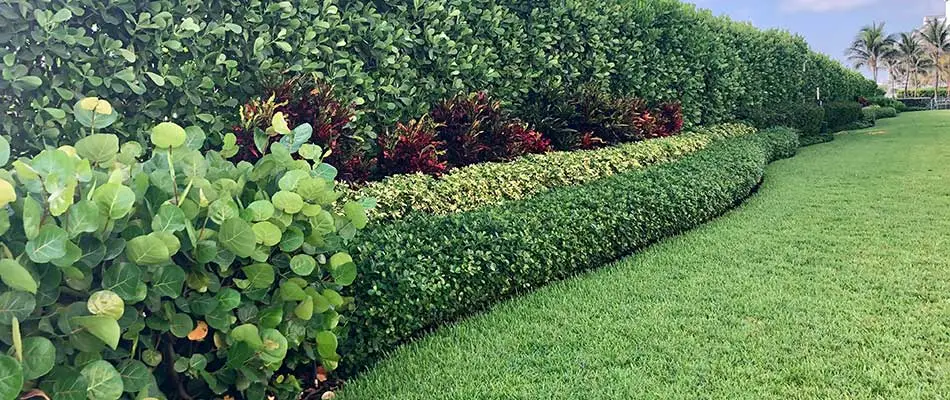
79,360,123,400
75,134,119,164
150,122,187,149
0,354,23,400
329,252,357,286
246,200,275,221
65,200,102,237
25,224,68,264
125,235,170,265
0,136,9,167
229,324,263,349
290,254,316,276
21,336,55,380
271,191,304,214
0,259,37,294
22,196,42,240
169,313,194,338
87,290,124,320
252,221,281,246
116,360,149,393
101,263,142,301
218,218,256,258
242,263,274,289
343,201,368,229
72,316,120,350
92,183,135,220
315,330,338,359
259,328,288,365
42,366,89,400
0,291,35,325
151,203,187,232
151,265,186,298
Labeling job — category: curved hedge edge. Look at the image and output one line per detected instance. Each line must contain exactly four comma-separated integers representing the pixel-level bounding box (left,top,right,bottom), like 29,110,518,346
341,126,800,375
349,123,758,221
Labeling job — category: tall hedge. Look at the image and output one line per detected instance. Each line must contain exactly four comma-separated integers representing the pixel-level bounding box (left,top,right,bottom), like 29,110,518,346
2,0,874,154
341,127,800,374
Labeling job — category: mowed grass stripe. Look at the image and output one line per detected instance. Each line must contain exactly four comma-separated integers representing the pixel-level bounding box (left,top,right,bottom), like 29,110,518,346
340,111,950,400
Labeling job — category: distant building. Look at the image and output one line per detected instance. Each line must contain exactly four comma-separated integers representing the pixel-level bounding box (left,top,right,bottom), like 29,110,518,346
922,0,950,24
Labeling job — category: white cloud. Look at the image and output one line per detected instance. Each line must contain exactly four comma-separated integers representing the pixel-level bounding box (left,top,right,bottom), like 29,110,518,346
781,0,878,13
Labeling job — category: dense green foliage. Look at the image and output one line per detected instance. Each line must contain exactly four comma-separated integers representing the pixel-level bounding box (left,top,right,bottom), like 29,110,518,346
342,127,799,373
2,0,876,155
0,100,370,399
871,106,898,119
352,123,755,219
742,102,825,136
823,101,864,131
866,96,907,112
338,112,950,400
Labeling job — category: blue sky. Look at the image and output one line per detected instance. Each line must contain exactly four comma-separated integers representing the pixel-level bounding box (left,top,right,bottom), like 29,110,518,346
685,0,946,81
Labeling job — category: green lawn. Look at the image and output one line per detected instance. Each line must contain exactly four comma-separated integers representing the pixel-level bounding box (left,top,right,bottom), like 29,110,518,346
339,111,950,399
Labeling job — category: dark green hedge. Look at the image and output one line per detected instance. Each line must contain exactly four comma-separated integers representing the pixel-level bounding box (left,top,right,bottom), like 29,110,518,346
341,127,799,373
2,0,876,154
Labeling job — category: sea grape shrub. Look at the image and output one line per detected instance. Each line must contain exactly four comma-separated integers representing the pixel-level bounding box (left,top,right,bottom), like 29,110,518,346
378,117,447,176
0,98,371,400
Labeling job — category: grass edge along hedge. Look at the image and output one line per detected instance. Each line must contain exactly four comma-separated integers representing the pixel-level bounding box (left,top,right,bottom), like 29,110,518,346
351,123,757,220
342,126,800,374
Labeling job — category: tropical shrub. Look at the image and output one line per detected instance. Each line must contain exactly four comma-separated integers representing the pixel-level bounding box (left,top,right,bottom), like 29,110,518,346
2,0,877,156
429,92,550,167
342,126,799,373
0,99,370,399
823,101,864,131
873,106,898,119
377,118,447,176
741,102,825,139
866,96,906,112
352,123,756,220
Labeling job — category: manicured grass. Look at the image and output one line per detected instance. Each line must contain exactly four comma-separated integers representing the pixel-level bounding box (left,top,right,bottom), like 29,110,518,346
339,111,950,399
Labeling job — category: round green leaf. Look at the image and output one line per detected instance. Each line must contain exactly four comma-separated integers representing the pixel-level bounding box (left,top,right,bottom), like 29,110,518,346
151,265,186,298
290,254,316,276
150,122,187,149
0,354,23,400
152,203,187,233
343,201,368,229
0,291,35,325
229,324,263,349
100,263,142,301
315,331,338,359
242,263,274,289
169,313,193,338
252,221,281,247
0,259,37,294
294,297,313,321
66,200,102,237
72,316,120,350
87,290,124,320
80,360,123,400
92,183,135,220
75,134,119,164
116,360,149,393
21,336,55,380
125,235,170,265
42,366,88,400
218,218,256,258
25,225,68,264
0,179,14,208
329,252,357,286
271,191,304,214
246,200,275,222
259,328,288,365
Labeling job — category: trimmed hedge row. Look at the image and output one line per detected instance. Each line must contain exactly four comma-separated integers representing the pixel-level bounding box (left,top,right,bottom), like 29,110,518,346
341,126,800,373
352,123,756,219
3,0,877,154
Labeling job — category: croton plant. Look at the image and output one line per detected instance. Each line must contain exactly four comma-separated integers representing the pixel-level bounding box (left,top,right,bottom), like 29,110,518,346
0,97,371,399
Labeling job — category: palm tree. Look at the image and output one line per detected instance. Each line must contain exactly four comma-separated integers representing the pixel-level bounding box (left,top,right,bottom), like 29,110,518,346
892,32,927,95
847,22,896,84
918,18,950,99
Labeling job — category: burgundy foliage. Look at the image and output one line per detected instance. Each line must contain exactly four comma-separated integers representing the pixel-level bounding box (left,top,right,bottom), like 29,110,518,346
654,102,685,138
377,118,447,176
